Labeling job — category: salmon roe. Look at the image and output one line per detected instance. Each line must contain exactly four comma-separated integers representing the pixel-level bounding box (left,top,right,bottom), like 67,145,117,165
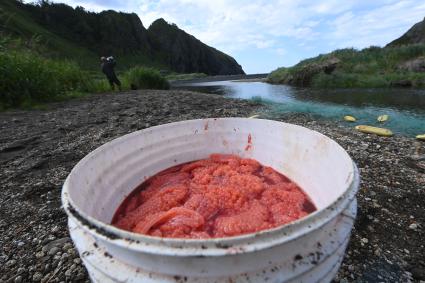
112,154,316,238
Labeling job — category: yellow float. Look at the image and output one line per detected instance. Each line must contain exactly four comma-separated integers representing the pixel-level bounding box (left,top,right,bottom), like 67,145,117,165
344,115,356,122
377,115,389,122
355,125,393,137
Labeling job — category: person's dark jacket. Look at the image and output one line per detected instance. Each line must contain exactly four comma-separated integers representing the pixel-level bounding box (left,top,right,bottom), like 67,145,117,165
101,60,116,78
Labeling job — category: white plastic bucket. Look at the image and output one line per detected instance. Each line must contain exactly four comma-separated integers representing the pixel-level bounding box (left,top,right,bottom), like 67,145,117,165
62,118,359,283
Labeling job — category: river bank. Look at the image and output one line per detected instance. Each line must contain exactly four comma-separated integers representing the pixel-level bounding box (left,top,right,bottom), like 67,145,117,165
0,90,423,282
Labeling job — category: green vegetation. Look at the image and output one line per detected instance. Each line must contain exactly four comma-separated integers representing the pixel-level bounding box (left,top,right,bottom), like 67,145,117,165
0,48,170,109
123,66,170,90
268,45,425,88
0,50,88,108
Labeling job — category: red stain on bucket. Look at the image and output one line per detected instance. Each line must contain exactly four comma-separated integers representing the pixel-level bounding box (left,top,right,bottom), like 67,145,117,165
245,134,252,151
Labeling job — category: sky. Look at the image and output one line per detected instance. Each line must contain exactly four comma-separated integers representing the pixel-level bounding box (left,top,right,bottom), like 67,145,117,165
47,0,425,74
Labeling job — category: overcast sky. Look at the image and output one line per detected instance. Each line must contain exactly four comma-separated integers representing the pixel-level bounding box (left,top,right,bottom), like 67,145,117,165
47,0,425,74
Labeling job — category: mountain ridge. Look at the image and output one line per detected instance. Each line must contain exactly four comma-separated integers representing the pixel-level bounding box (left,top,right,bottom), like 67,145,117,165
387,17,425,47
0,0,244,75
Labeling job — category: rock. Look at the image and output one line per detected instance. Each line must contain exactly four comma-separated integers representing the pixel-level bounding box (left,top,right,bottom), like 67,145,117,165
111,102,120,108
42,237,71,254
62,243,73,252
32,272,43,281
276,57,341,86
64,269,73,277
35,251,45,258
5,259,16,267
14,276,23,283
48,247,60,256
51,226,60,233
398,57,425,72
409,223,418,230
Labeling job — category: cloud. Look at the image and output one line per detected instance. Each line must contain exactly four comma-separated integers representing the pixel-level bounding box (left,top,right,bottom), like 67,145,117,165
326,0,425,48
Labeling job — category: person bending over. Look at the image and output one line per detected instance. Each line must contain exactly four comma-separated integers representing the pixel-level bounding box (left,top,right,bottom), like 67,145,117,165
101,56,121,91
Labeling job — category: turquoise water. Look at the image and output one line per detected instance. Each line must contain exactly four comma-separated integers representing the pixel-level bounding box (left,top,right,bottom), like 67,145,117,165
174,81,425,137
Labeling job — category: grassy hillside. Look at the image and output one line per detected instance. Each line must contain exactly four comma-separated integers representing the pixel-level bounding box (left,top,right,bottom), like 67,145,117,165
0,0,244,75
268,45,425,88
0,0,169,72
0,0,97,70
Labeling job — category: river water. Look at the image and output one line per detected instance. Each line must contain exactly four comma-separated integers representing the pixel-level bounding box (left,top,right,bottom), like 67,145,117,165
174,80,425,137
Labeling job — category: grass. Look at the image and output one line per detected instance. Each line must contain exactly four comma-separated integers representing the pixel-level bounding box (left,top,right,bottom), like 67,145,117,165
0,50,89,108
123,66,170,90
268,44,425,88
0,50,170,109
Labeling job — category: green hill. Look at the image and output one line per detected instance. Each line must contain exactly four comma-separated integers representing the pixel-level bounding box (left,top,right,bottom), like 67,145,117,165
0,0,244,75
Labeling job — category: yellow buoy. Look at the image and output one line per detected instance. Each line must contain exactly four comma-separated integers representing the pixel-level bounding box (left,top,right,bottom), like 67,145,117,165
416,134,425,141
355,125,393,137
377,115,389,122
344,115,356,122
248,114,260,119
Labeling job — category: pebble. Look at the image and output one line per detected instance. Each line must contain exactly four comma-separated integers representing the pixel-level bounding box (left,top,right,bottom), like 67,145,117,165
5,259,16,267
48,247,60,256
35,251,45,258
14,276,23,283
409,223,418,230
64,269,73,277
17,267,25,274
51,226,60,233
361,238,369,244
62,243,73,251
32,272,43,281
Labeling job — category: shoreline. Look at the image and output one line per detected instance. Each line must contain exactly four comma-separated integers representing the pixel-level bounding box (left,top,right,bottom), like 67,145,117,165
0,90,423,282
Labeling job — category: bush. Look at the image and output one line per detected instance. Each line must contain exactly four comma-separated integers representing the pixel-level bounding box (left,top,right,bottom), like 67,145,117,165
84,78,113,93
268,44,425,88
267,67,290,84
0,50,88,107
123,66,169,90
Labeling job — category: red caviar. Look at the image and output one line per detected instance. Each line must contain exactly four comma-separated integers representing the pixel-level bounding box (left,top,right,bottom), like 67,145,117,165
112,154,316,238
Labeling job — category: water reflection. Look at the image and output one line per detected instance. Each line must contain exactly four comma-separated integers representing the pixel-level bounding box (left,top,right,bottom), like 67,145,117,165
173,80,425,136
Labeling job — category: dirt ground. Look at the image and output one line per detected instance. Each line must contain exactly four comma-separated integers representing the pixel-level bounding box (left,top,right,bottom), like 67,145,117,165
0,90,424,282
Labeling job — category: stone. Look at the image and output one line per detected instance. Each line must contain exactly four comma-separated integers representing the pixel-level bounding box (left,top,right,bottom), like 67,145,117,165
32,272,43,282
35,251,45,259
409,223,418,230
48,247,60,256
5,259,16,267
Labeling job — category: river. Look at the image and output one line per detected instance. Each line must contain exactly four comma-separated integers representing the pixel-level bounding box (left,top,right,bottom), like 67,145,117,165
173,80,425,137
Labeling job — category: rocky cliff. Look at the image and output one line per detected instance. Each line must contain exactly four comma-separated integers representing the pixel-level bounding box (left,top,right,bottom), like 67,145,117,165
148,19,244,75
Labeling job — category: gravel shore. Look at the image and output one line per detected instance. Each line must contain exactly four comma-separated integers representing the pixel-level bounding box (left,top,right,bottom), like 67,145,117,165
0,90,424,282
